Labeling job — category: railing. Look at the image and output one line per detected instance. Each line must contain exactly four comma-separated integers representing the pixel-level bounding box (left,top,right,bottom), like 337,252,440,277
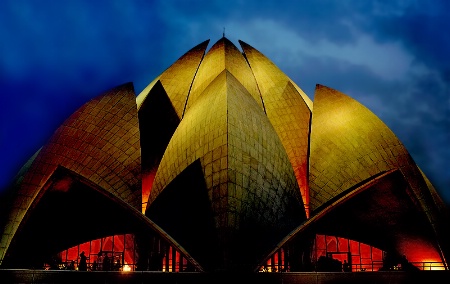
351,261,383,272
351,261,446,272
411,262,446,271
258,260,447,272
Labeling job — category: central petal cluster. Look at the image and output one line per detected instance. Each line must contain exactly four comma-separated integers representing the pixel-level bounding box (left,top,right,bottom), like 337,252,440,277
141,38,308,271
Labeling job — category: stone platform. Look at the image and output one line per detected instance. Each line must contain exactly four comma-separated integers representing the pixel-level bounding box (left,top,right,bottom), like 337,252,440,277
1,270,449,284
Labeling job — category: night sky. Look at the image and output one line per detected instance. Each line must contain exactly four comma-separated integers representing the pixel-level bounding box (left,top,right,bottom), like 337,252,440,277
1,1,449,205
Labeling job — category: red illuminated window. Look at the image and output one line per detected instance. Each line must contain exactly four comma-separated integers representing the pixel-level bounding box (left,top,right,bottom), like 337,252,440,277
50,234,137,271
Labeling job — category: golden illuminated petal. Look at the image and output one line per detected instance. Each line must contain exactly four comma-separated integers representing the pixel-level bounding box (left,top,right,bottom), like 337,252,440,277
186,37,263,115
309,84,440,221
136,75,160,109
240,40,312,215
137,40,210,118
0,83,141,262
239,40,312,110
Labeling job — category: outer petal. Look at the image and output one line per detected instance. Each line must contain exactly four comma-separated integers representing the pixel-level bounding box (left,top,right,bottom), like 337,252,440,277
1,83,141,264
240,40,312,215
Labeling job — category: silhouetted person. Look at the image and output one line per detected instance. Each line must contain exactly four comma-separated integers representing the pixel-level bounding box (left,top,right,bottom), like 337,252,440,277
103,253,111,271
92,259,98,271
78,251,87,271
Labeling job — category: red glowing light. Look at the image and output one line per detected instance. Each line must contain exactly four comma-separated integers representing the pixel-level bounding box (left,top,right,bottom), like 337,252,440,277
142,169,157,213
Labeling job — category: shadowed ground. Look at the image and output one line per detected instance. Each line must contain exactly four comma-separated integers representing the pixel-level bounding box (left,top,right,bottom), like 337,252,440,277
1,270,450,284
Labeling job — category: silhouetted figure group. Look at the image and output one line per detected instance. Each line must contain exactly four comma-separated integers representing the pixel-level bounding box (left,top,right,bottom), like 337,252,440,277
44,250,124,271
317,255,343,272
92,251,110,271
89,251,121,271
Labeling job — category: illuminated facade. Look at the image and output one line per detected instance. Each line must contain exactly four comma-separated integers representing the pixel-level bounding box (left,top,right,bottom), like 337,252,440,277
0,37,449,272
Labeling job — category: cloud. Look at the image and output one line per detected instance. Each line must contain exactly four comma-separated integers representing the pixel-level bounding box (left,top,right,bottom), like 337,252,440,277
220,19,415,81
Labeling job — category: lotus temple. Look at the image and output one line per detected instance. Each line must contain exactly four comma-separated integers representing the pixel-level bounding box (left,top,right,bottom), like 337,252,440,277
0,37,449,283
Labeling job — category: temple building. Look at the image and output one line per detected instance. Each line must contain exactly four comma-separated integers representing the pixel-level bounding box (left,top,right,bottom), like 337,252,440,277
0,37,449,272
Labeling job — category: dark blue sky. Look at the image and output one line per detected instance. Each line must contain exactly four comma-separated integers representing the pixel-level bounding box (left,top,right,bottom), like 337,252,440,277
1,0,449,204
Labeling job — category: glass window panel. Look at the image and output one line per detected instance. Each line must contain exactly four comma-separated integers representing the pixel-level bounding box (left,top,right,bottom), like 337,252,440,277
90,239,101,255
54,234,139,271
326,236,337,252
59,250,68,263
372,247,383,261
114,235,124,252
183,257,187,271
312,234,387,272
333,253,347,264
90,239,102,267
176,251,181,272
316,235,326,249
168,246,173,272
337,237,349,252
162,256,167,272
350,240,360,255
351,255,360,265
124,234,135,267
102,236,113,252
172,247,177,272
361,257,372,271
67,246,78,262
360,243,371,258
